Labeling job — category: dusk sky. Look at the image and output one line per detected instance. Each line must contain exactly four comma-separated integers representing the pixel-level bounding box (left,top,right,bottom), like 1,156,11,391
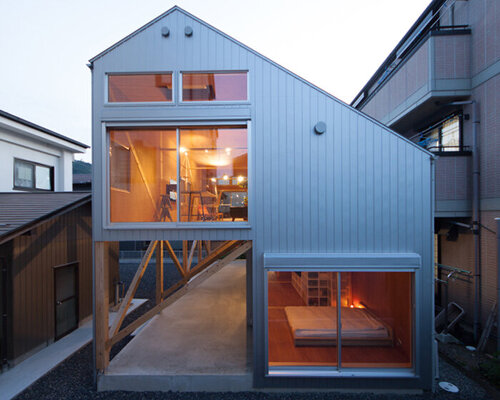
0,0,431,161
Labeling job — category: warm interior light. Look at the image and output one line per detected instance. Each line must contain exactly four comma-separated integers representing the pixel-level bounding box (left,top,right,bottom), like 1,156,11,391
223,175,229,180
210,177,216,182
225,147,231,153
350,304,354,308
237,175,245,183
179,146,187,153
204,149,209,153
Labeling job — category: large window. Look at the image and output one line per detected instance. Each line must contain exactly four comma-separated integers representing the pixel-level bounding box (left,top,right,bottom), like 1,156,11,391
182,72,247,102
14,159,54,191
108,74,173,102
109,126,248,223
267,271,413,370
417,114,461,152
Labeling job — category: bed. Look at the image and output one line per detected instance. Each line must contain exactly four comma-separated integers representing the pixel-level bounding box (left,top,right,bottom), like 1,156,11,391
284,306,393,346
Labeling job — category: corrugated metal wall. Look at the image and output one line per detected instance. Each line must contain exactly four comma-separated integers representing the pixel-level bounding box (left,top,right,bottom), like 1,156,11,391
91,8,434,389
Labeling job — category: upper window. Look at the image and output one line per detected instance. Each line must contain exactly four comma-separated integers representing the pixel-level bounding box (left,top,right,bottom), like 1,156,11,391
108,74,173,102
14,159,54,191
182,72,247,102
417,114,462,152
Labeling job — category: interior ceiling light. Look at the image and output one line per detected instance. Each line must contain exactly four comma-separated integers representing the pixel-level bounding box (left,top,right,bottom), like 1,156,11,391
223,175,229,180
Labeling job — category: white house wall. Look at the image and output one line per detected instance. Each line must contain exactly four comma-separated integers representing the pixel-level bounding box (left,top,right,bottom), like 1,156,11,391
0,128,74,192
91,8,434,390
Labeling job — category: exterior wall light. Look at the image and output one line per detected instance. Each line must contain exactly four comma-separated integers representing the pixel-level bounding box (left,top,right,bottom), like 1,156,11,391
185,26,193,37
314,121,326,135
161,27,170,37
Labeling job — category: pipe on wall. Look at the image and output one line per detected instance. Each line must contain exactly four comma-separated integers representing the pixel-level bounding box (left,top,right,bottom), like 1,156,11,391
496,218,500,355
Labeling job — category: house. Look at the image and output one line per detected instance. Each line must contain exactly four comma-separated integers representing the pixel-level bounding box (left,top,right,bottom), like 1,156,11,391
0,109,88,192
351,0,499,344
0,192,119,368
89,6,435,392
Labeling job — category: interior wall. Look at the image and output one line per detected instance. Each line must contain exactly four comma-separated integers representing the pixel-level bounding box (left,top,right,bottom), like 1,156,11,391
350,272,412,360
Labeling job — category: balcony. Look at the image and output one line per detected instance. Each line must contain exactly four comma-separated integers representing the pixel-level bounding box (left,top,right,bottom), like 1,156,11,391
359,28,471,132
435,153,472,217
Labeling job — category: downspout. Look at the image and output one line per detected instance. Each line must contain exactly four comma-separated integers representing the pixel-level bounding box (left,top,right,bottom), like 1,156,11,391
496,217,500,355
447,100,481,342
471,100,481,343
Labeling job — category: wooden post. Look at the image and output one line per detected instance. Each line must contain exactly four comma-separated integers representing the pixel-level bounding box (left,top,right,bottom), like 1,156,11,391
156,241,164,305
198,240,202,263
183,240,188,271
95,241,110,372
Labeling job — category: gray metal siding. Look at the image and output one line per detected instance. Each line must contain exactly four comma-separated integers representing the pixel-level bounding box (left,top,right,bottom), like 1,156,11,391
91,8,434,390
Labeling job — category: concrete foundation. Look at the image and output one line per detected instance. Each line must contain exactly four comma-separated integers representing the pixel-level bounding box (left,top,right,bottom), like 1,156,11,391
99,260,252,392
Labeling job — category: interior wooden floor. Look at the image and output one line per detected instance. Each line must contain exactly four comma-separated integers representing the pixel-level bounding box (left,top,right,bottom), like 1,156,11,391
268,280,412,368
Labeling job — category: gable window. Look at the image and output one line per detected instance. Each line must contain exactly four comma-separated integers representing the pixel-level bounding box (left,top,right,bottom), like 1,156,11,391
14,159,54,191
181,72,247,102
108,73,173,102
417,114,462,152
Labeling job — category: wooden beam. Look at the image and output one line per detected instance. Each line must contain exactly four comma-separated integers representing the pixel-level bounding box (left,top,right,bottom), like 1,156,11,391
108,241,252,347
189,240,240,276
186,240,197,272
198,240,202,263
125,132,158,218
164,240,185,278
109,241,157,337
95,241,110,372
156,241,164,305
204,240,211,255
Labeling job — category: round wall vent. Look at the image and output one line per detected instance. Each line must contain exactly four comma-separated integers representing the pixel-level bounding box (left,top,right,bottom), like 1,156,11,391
314,121,326,135
185,26,193,37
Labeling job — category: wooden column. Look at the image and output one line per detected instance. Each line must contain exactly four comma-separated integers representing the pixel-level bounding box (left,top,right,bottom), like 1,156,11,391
95,241,110,372
183,240,188,270
156,241,164,305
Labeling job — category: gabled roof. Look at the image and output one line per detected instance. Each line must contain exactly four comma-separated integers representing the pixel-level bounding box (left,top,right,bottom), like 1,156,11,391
89,6,432,157
0,109,89,149
0,192,91,244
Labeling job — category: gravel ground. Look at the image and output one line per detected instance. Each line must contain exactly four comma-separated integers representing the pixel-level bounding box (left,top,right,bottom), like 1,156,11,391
12,257,500,399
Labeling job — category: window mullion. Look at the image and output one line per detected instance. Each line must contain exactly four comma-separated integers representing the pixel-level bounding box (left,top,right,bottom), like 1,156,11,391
176,127,180,222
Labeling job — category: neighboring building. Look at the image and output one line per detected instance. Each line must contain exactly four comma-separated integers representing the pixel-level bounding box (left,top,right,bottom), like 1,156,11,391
90,7,435,392
0,192,118,368
351,0,499,342
0,110,89,192
73,173,92,191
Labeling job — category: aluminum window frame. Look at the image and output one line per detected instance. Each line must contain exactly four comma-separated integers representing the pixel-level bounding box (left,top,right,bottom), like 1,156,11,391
105,72,176,106
179,70,250,105
13,158,54,192
103,120,251,229
262,253,420,378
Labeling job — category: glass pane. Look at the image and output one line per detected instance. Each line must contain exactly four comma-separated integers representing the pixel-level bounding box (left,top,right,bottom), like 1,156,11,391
108,74,173,102
340,272,413,368
179,127,247,222
267,271,338,368
423,128,439,150
14,160,34,188
35,165,52,190
55,265,76,301
182,73,247,101
109,129,177,222
441,116,460,151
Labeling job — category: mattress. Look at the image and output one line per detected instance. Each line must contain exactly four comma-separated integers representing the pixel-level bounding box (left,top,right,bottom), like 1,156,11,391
284,306,393,346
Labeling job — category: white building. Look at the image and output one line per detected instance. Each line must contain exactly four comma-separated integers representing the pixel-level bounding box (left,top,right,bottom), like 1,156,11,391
0,110,88,192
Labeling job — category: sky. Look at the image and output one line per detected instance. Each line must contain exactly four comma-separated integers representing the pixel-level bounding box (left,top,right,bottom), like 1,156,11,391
0,0,431,162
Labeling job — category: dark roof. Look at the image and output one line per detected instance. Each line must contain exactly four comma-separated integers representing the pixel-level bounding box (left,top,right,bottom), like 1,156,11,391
351,0,444,108
0,109,89,149
0,192,91,243
73,174,92,184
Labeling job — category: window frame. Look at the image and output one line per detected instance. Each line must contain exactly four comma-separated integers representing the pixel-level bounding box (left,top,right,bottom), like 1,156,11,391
179,71,250,105
104,120,251,229
13,158,54,192
262,253,420,378
418,113,464,153
105,72,176,105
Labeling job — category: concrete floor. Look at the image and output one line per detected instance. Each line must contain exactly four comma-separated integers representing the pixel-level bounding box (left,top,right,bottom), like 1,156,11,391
99,261,252,392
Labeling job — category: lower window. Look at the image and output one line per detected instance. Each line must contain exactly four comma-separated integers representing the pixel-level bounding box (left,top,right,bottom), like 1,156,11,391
14,159,54,191
267,271,413,370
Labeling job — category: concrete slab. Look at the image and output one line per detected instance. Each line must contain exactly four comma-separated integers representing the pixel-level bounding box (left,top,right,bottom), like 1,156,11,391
100,261,251,392
0,299,147,400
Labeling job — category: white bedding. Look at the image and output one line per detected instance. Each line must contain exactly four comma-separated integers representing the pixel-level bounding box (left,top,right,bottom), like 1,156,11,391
284,306,389,339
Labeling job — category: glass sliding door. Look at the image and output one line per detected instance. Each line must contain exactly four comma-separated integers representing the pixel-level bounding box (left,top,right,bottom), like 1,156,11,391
267,270,414,372
340,272,413,368
267,271,339,367
108,125,248,224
